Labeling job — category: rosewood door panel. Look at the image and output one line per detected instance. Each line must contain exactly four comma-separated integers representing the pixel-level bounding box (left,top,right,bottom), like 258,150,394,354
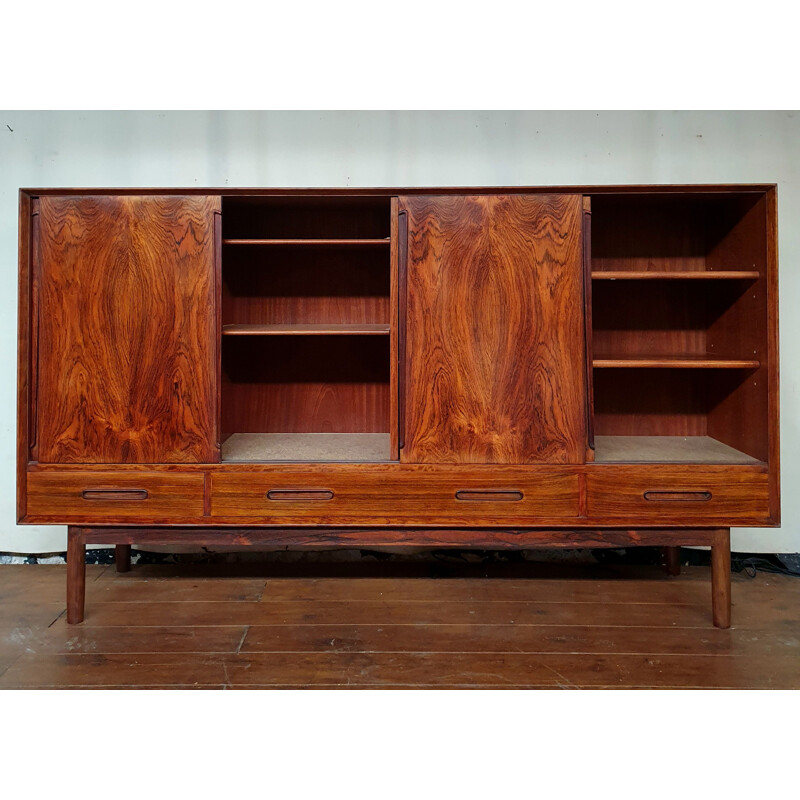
400,194,586,464
36,195,220,463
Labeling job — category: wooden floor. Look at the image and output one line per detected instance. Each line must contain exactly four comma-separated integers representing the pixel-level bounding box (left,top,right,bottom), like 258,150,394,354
1,560,799,689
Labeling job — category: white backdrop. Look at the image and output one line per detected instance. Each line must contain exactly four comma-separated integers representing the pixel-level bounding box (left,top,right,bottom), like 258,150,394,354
1,110,797,553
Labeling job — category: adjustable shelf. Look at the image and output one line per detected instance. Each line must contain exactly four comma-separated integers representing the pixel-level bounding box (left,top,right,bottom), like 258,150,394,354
222,323,390,336
593,355,760,369
592,270,760,280
223,238,390,247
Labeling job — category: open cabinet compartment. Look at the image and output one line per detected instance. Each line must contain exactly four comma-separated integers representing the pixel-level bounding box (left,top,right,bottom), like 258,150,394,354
589,192,770,464
222,195,391,240
219,195,396,462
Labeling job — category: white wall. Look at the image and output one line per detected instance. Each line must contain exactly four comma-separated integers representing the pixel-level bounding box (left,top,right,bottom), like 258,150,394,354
1,110,797,553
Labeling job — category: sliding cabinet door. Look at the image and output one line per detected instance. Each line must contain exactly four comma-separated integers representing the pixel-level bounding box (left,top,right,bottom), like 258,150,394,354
399,194,586,464
35,195,220,463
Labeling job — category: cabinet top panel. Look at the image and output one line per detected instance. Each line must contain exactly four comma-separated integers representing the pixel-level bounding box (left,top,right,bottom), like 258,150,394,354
20,184,776,198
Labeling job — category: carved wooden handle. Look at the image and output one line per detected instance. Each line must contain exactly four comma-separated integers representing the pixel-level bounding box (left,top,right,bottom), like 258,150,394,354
455,490,524,502
82,489,148,501
266,489,335,501
643,491,712,502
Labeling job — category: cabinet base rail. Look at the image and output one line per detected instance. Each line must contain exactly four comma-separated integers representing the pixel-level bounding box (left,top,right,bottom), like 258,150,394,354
65,526,732,629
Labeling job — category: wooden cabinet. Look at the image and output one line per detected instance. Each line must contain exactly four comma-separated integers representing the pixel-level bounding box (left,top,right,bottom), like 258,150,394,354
16,185,781,627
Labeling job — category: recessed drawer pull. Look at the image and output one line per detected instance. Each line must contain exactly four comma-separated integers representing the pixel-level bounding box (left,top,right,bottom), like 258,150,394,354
455,490,524,502
643,491,712,502
82,489,149,501
266,489,334,501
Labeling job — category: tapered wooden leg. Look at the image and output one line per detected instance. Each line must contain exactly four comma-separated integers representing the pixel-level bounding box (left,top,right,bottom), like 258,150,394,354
711,529,731,629
66,526,86,625
662,546,681,576
115,544,132,573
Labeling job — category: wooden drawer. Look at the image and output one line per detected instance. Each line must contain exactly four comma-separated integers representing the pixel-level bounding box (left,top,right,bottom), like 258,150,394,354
26,471,205,523
586,466,771,524
211,468,580,525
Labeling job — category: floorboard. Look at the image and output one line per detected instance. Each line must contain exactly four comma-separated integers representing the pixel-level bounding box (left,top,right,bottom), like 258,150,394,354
1,563,798,689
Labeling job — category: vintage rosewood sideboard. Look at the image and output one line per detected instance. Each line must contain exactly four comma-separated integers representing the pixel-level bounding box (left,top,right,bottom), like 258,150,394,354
16,186,780,627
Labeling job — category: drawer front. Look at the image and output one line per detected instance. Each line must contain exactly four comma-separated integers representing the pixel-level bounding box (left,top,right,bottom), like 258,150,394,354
26,471,205,522
586,467,771,524
211,469,580,524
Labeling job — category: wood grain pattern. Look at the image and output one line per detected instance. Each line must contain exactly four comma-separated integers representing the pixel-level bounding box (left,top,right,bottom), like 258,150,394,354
221,335,389,434
223,239,389,246
5,563,800,687
222,324,389,335
77,526,715,548
210,467,580,524
400,195,586,464
36,195,219,463
593,368,755,437
27,470,205,522
17,192,33,522
593,270,760,280
213,208,222,455
591,280,751,359
22,460,775,526
593,356,760,368
765,187,781,522
221,242,390,326
711,529,731,628
585,465,770,525
19,186,779,538
66,527,85,624
589,191,777,476
706,194,770,462
389,197,400,460
591,195,716,273
582,197,595,458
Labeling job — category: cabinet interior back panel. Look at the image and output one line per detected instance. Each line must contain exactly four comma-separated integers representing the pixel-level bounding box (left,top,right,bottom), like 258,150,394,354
221,336,390,435
222,245,390,325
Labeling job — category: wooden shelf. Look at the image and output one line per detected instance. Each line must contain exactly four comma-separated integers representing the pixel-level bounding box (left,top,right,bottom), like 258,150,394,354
223,323,390,336
594,435,762,464
221,433,392,462
223,238,390,247
593,355,760,369
592,270,760,280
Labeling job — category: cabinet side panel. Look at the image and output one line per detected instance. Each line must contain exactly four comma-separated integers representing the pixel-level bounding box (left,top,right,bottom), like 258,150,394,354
17,192,32,520
401,194,586,464
706,194,769,462
36,195,220,463
766,187,780,522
